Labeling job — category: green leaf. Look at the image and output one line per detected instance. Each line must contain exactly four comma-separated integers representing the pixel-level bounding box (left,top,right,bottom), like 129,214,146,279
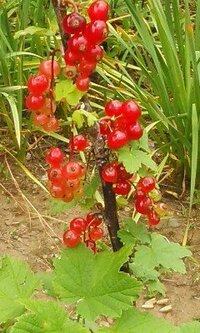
55,80,74,101
11,300,89,333
53,245,142,321
14,26,53,39
72,110,85,128
80,109,98,127
133,234,192,276
118,147,141,173
0,256,39,324
66,89,84,106
180,322,200,333
148,279,166,296
84,175,100,198
118,219,151,245
134,150,157,171
99,307,178,333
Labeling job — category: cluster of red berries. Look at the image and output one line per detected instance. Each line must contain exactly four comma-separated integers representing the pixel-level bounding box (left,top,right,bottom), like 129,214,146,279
99,100,143,150
63,212,104,253
134,176,163,226
101,161,135,195
63,0,109,92
25,60,61,131
46,147,86,202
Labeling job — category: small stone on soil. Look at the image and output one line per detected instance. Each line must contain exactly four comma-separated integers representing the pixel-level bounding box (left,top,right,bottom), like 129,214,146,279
156,298,169,305
159,304,172,313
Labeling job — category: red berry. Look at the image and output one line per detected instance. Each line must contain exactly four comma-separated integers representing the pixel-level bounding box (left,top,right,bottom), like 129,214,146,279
89,227,104,241
43,116,59,132
85,239,96,253
64,49,79,65
79,59,96,77
107,130,128,150
45,147,64,166
39,60,60,79
84,21,109,45
69,134,88,152
48,166,63,183
83,44,104,62
50,183,65,198
88,0,110,22
77,161,87,177
134,190,147,201
38,98,56,115
70,217,87,234
25,94,45,110
65,178,80,192
27,74,49,96
99,118,112,136
63,230,80,247
86,212,102,227
76,76,90,92
62,161,82,180
137,176,156,193
117,163,133,180
122,100,141,123
135,197,153,215
69,34,89,54
113,116,129,131
127,122,143,140
63,191,74,202
104,100,123,117
102,164,118,183
147,210,160,226
63,13,86,34
33,113,49,126
113,180,131,195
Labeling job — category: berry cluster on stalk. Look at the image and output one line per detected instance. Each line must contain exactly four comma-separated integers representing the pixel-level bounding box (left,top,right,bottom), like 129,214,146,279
99,100,143,149
63,212,104,253
25,60,61,131
63,0,109,92
46,147,86,202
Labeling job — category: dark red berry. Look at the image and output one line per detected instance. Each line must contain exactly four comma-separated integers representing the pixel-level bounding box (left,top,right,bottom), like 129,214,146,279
45,147,64,166
27,74,49,96
147,210,160,226
69,34,89,54
76,76,90,92
88,0,110,22
70,217,87,234
85,239,96,253
63,230,80,247
137,176,156,193
113,116,128,131
102,164,118,183
69,134,88,152
64,49,79,65
79,59,96,77
113,180,131,195
104,100,123,117
122,100,141,123
63,13,86,34
99,118,112,136
84,21,109,45
117,163,133,180
25,94,45,110
134,190,147,201
127,122,143,140
135,197,153,215
107,130,128,150
83,44,104,62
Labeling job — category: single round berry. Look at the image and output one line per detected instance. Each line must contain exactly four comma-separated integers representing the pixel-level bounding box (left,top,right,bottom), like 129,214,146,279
27,74,49,96
79,59,96,77
88,0,110,22
50,183,65,198
63,191,74,202
86,212,102,227
107,130,128,150
33,113,49,126
63,230,80,247
83,44,104,62
64,49,79,65
113,180,131,195
62,161,82,180
84,21,109,45
70,217,87,234
102,164,118,183
45,147,64,166
65,178,80,192
122,100,141,124
137,176,156,193
147,210,160,226
69,34,89,54
127,122,143,141
135,197,153,215
69,134,88,152
43,116,59,132
134,190,147,201
89,227,104,241
48,166,63,183
117,163,133,180
85,239,96,253
76,76,90,92
104,100,123,117
25,94,45,110
63,13,86,34
39,60,60,79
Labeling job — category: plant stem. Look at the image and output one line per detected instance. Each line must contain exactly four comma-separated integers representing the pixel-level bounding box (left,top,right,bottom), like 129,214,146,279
51,0,123,252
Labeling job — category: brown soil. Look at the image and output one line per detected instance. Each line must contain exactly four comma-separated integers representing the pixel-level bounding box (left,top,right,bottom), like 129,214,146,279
0,158,200,326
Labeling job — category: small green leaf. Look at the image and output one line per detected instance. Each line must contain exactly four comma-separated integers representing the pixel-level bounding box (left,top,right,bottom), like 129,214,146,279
55,80,74,101
148,279,166,296
81,109,98,127
72,110,85,128
84,175,100,198
14,26,54,39
118,147,141,173
66,89,84,105
118,219,151,245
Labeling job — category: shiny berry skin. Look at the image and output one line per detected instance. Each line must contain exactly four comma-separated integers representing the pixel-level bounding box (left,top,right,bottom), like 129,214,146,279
45,147,64,166
147,210,160,226
83,44,104,62
76,76,90,92
102,164,118,183
134,190,147,201
69,134,88,152
48,167,63,183
86,213,102,227
122,100,141,124
85,239,96,253
63,13,86,34
50,183,65,198
70,217,87,234
104,100,123,117
113,180,131,195
64,49,79,65
66,178,80,192
99,118,112,136
69,34,89,54
135,197,153,215
39,60,60,79
117,163,133,180
107,130,128,150
88,0,110,22
89,227,104,241
43,116,59,132
113,116,128,131
33,113,49,126
127,122,143,141
62,161,82,180
84,21,109,45
63,191,74,202
25,94,45,110
137,176,156,193
79,59,96,77
27,74,49,96
63,230,80,247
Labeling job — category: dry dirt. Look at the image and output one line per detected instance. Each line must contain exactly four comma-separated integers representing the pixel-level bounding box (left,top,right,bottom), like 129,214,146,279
0,158,200,327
